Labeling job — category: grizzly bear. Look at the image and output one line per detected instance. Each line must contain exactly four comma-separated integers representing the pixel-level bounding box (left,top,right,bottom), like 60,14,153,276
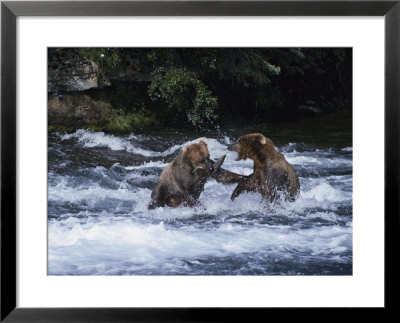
226,133,300,202
148,140,226,209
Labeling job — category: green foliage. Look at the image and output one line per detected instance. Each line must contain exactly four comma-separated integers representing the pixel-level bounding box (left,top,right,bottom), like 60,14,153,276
103,110,157,133
216,49,281,87
50,47,352,130
79,48,121,73
148,67,218,126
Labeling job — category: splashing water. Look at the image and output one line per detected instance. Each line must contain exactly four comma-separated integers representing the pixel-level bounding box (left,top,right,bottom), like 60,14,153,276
48,128,352,275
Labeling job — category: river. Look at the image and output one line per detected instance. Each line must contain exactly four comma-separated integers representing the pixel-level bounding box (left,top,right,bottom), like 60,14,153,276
48,116,352,275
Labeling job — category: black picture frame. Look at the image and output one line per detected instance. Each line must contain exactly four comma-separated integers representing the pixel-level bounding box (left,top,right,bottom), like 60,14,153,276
1,1,399,321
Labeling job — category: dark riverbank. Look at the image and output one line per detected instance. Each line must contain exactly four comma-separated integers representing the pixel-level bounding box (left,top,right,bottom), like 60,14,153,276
48,48,352,134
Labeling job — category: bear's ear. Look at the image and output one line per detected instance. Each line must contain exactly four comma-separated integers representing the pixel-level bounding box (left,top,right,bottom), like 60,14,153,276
182,146,188,154
258,136,267,145
199,139,207,146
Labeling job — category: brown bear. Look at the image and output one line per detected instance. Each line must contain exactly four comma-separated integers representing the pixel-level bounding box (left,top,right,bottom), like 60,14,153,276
148,140,226,209
226,133,300,202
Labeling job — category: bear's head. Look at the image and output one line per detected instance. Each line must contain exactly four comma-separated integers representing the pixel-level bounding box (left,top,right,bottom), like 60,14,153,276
183,140,211,169
228,133,276,162
182,140,226,173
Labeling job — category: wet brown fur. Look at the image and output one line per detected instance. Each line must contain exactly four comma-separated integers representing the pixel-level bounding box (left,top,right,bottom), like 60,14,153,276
149,140,212,208
228,133,300,202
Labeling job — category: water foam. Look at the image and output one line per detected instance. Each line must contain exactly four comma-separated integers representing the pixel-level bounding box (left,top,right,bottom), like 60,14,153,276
301,181,351,203
48,215,352,275
48,179,140,204
49,132,353,275
59,129,231,159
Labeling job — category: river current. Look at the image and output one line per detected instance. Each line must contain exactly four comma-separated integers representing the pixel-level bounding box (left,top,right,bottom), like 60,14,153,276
48,123,352,275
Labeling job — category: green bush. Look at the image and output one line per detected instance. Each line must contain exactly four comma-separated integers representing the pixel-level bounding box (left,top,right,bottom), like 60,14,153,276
148,67,218,126
79,48,120,73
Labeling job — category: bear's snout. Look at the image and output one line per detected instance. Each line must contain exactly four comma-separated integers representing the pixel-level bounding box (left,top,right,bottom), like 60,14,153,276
228,143,242,160
228,142,238,152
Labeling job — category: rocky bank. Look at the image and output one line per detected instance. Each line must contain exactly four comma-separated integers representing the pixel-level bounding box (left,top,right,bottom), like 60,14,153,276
48,48,157,133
